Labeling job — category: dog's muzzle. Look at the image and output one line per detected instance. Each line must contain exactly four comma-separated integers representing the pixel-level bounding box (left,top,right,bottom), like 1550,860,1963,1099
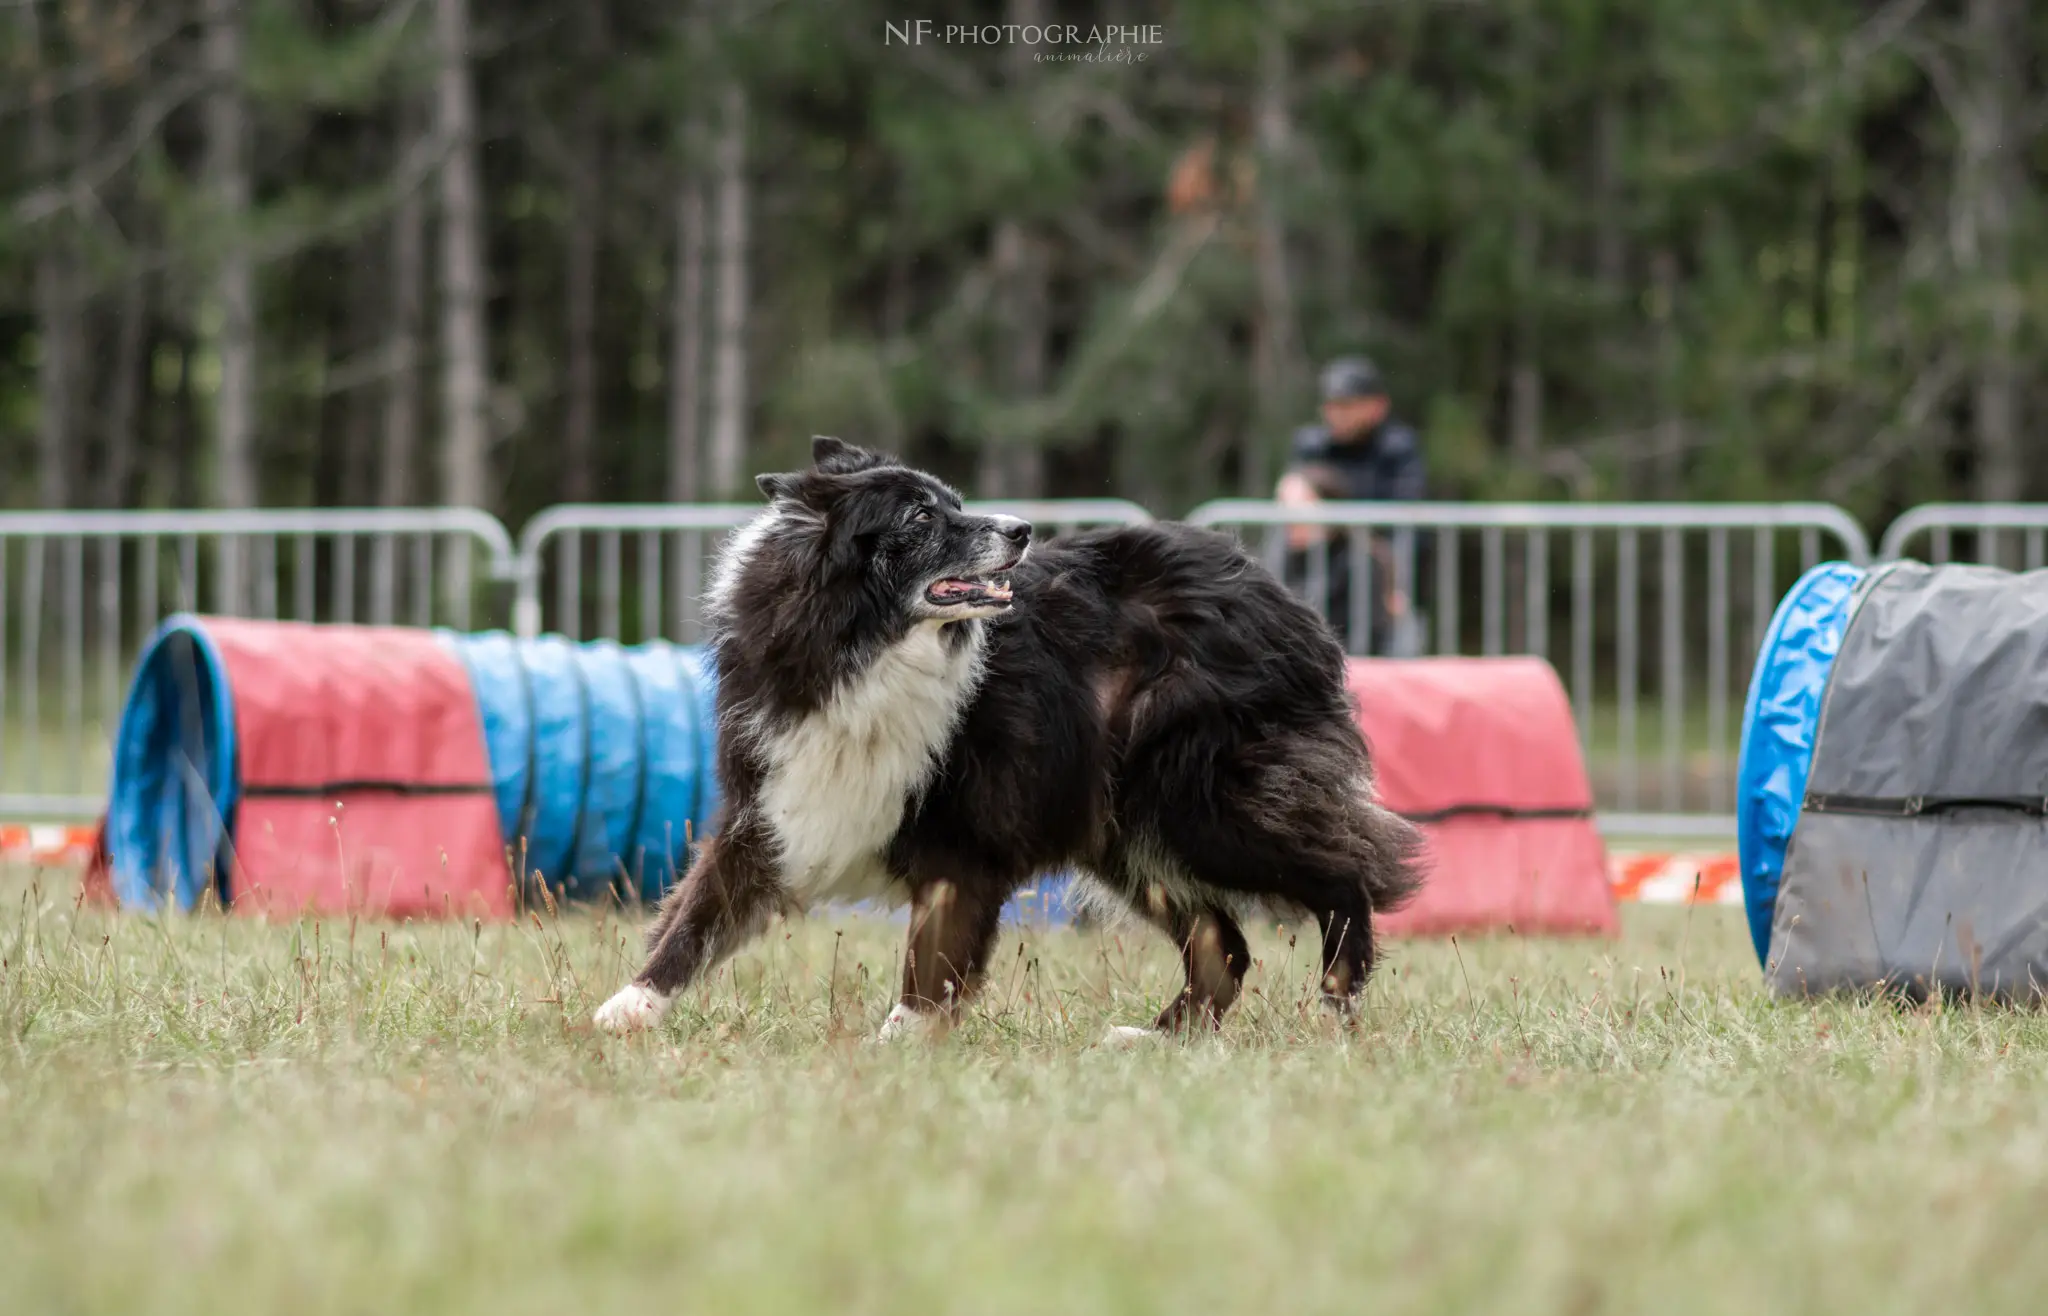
925,516,1031,611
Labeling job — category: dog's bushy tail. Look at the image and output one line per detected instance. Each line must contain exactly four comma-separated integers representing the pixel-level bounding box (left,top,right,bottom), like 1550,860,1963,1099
1354,794,1429,916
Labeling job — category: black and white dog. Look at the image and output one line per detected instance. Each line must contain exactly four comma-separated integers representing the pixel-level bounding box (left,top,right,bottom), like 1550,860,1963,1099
595,438,1423,1041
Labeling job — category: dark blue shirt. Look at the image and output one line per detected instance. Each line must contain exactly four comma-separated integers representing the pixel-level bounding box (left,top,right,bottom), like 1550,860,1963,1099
1282,418,1428,655
1288,420,1427,502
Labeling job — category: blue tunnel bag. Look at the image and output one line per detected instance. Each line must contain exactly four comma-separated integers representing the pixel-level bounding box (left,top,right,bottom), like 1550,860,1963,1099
105,617,239,911
1734,562,1864,965
440,633,722,902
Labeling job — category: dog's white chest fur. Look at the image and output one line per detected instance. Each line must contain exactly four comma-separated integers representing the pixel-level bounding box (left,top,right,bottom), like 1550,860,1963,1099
756,623,984,901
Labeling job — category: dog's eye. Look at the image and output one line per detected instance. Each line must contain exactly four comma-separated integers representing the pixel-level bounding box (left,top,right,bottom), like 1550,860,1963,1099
909,506,934,524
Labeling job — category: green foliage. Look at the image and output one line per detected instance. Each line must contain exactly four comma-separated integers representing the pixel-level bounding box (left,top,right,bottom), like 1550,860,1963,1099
245,0,428,110
1,0,2044,517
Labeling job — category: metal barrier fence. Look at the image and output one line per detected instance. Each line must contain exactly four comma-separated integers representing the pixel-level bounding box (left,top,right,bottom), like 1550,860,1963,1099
1186,501,1874,838
0,509,518,819
18,496,2035,836
1877,504,2048,567
512,499,1155,642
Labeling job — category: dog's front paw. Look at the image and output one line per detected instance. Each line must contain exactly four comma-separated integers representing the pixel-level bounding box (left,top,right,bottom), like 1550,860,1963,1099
875,1002,944,1042
1098,1024,1160,1050
593,982,671,1035
1319,991,1361,1026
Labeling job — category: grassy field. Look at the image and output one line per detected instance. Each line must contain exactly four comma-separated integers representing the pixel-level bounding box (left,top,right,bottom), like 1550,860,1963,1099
6,867,2048,1316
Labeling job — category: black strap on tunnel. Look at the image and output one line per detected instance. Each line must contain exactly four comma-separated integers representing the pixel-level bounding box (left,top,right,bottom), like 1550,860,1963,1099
618,649,653,902
1803,792,2048,819
510,639,543,882
244,780,493,798
1398,803,1594,824
674,647,704,849
568,649,596,884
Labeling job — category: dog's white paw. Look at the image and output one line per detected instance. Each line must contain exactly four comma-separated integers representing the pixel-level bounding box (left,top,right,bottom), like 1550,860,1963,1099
593,983,671,1035
1099,1024,1161,1050
876,1002,942,1043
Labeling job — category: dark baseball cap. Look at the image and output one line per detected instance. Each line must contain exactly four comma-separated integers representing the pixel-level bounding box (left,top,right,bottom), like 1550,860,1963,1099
1319,356,1385,401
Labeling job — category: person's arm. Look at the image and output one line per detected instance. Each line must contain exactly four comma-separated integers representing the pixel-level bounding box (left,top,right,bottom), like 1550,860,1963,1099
1368,537,1410,616
1371,424,1427,615
1278,427,1338,549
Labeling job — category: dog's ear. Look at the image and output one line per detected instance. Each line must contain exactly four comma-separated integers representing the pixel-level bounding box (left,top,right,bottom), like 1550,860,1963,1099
756,472,800,502
811,435,896,475
823,502,888,576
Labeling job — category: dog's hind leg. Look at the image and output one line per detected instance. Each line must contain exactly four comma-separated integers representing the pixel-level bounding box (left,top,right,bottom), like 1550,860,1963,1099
1128,735,1424,1023
1149,901,1251,1035
1167,816,1405,1019
593,824,784,1035
1303,798,1424,1015
1313,884,1377,1017
1090,851,1251,1043
878,877,1006,1042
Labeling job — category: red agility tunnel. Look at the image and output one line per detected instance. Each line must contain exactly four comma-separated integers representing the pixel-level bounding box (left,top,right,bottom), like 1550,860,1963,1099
103,616,512,919
1347,657,1617,937
217,619,513,919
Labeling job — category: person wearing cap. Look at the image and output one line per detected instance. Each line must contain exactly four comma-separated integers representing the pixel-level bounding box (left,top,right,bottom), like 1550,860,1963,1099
1275,356,1427,654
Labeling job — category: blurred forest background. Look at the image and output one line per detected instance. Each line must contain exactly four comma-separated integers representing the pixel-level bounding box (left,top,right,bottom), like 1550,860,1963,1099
0,0,2042,527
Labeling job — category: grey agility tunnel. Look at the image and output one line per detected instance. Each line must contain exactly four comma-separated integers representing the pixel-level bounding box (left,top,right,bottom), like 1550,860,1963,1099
1738,560,2048,999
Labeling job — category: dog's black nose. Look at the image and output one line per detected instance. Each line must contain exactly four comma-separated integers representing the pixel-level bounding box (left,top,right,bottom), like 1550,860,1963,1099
992,516,1032,546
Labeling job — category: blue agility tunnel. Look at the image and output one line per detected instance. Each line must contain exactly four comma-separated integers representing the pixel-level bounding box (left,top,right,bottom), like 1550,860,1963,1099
1734,562,1865,964
441,633,721,902
105,619,239,911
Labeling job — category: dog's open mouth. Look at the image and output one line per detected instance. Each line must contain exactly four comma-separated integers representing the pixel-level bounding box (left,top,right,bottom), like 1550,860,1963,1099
926,575,1013,609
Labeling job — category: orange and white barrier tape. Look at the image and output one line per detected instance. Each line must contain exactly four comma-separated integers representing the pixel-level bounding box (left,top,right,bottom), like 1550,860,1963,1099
1609,852,1742,906
0,824,99,867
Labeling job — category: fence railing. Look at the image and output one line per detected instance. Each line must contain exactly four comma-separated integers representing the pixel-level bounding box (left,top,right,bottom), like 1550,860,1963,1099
0,509,519,819
1186,501,1874,838
4,497,2032,834
1876,504,2048,567
512,499,1154,642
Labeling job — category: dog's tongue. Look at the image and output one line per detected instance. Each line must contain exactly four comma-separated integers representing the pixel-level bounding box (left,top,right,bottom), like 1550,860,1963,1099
929,577,1012,604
